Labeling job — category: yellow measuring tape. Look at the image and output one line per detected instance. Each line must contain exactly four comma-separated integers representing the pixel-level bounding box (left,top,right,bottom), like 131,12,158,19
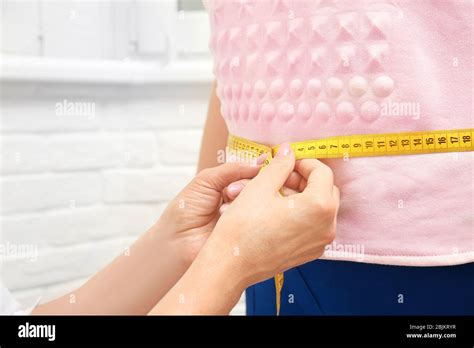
227,128,474,315
228,128,474,160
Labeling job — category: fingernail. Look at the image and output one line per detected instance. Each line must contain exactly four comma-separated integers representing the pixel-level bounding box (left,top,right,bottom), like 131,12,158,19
227,182,244,197
276,143,292,158
256,153,268,165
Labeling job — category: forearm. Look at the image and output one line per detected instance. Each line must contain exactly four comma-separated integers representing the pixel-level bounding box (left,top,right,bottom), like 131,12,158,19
32,219,190,315
149,232,247,315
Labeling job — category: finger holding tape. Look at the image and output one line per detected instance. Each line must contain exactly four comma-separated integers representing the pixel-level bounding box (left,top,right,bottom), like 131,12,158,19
295,159,335,198
252,143,296,195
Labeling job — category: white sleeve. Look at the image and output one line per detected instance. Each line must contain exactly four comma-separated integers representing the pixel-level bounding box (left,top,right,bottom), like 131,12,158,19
0,280,39,315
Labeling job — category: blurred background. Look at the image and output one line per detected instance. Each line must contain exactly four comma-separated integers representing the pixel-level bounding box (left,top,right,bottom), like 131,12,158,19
0,0,244,314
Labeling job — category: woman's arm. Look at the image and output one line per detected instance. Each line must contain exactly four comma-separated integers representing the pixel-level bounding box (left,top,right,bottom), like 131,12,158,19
31,162,261,315
197,81,229,172
31,221,190,315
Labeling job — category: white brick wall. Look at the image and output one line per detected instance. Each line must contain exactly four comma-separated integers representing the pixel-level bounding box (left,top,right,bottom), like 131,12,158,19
0,81,246,314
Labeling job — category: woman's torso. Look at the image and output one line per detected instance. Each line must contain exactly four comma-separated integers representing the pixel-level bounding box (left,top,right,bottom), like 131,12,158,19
207,0,474,266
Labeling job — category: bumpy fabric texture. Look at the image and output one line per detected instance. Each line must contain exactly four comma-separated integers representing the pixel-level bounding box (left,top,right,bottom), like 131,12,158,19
206,0,473,266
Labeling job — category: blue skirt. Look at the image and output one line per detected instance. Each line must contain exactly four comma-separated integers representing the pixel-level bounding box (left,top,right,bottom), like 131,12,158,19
246,260,474,315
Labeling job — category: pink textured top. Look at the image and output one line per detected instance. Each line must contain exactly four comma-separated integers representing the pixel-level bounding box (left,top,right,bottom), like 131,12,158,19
206,0,473,266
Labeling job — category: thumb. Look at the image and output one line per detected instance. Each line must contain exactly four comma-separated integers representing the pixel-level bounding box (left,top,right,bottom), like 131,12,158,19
252,143,295,194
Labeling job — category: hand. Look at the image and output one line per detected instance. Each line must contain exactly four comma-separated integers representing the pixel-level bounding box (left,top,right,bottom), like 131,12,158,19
150,144,340,315
204,143,341,288
156,161,262,266
220,157,305,213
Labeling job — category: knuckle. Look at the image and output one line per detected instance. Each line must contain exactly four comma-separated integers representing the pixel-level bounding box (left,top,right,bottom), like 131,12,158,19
313,197,337,220
320,164,334,180
325,200,338,216
194,167,222,189
197,167,214,180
